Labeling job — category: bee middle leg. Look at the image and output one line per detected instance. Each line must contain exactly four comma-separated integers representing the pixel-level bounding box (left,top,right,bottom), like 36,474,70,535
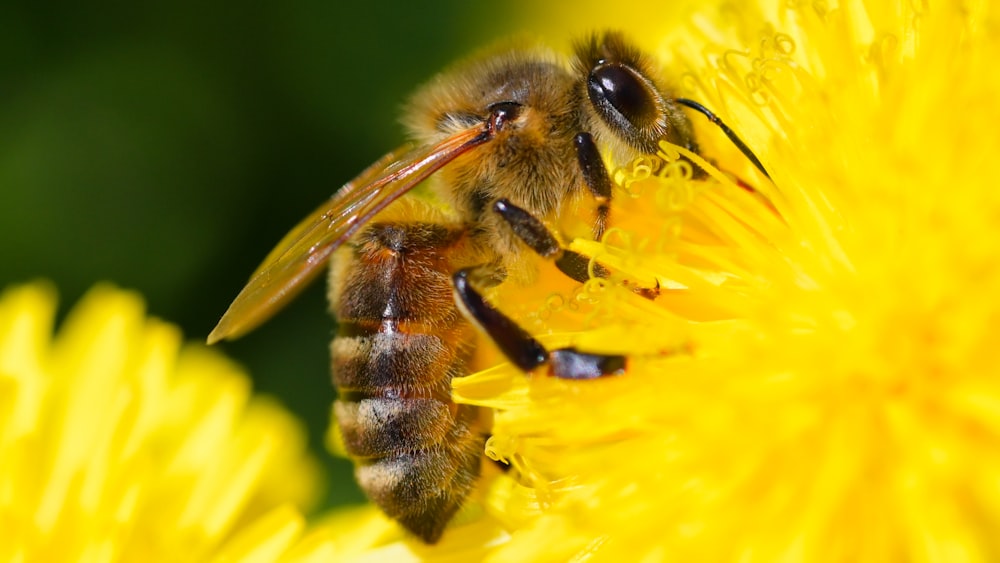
492,198,608,284
494,133,661,298
492,198,661,300
453,266,625,380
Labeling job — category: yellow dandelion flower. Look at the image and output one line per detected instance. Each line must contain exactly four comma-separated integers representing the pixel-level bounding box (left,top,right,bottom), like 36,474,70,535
287,0,1000,560
0,282,326,562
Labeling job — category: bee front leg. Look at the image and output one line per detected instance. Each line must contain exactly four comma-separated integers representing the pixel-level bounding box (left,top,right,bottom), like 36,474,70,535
453,267,626,380
575,132,612,241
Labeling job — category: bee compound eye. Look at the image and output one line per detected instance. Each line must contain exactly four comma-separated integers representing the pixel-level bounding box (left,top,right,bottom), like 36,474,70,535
588,63,662,135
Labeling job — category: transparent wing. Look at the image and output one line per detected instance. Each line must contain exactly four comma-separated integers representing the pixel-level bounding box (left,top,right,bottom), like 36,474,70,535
208,125,489,343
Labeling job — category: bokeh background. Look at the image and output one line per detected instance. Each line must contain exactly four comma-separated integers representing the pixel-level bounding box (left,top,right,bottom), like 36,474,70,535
1,0,688,512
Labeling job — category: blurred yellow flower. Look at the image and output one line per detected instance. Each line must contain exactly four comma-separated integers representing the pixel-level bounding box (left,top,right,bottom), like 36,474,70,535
0,282,326,562
307,0,1000,561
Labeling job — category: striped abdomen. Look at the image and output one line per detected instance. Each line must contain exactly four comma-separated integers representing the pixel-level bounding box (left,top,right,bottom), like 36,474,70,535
328,221,483,543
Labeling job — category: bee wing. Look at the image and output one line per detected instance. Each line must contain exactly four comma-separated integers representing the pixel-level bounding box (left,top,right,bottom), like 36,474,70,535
208,125,489,343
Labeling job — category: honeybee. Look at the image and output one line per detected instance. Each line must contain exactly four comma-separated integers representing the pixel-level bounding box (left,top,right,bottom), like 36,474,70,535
209,31,767,543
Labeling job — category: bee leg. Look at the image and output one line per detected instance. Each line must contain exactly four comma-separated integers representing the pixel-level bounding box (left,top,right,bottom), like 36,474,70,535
453,266,544,373
492,198,608,284
453,268,625,379
493,198,662,300
574,132,612,241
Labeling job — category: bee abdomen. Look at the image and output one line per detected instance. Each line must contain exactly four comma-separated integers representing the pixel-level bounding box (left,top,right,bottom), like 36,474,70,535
334,396,452,458
354,418,482,543
329,221,483,543
331,320,468,397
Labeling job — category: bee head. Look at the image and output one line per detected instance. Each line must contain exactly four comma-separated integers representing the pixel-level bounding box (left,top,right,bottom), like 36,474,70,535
574,31,697,161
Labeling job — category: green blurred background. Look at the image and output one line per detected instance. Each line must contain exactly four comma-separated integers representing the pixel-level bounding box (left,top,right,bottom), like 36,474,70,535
0,1,525,510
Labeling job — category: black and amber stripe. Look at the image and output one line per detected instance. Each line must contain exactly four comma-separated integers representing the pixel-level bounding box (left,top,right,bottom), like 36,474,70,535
329,221,482,544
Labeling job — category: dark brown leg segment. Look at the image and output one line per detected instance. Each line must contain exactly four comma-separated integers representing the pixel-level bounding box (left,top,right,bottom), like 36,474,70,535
493,198,663,300
453,266,626,379
492,198,608,283
575,132,613,240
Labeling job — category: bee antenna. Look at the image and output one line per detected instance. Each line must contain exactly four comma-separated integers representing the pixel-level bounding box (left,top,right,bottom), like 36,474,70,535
674,98,770,180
